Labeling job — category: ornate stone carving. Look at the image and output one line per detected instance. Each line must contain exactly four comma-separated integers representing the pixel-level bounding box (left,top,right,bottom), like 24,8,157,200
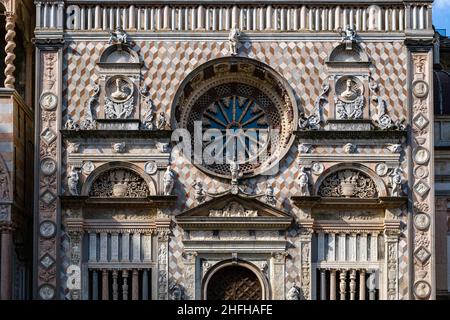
144,161,157,175
81,161,95,175
40,92,58,111
298,143,312,154
0,161,9,200
414,280,431,299
228,27,241,55
141,89,156,130
112,142,127,153
157,112,169,130
387,241,398,300
4,11,15,88
386,144,402,153
412,80,429,99
209,202,257,217
109,27,128,44
298,167,310,196
300,243,310,300
38,284,55,300
390,167,403,197
105,77,135,119
80,85,100,130
311,162,324,176
318,169,378,198
414,213,430,231
68,167,80,196
192,181,206,204
375,163,388,177
264,183,276,206
163,166,175,195
340,25,357,50
286,283,301,300
298,84,329,130
413,147,430,165
67,142,80,154
89,168,150,198
39,221,56,238
156,142,171,153
170,284,184,300
335,77,364,120
64,116,79,130
343,143,357,154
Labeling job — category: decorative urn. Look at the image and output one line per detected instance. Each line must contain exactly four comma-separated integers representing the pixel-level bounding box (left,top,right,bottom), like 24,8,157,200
340,182,356,197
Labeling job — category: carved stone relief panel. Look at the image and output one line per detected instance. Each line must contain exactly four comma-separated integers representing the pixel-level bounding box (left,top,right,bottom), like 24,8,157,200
89,168,150,198
37,50,60,299
318,169,378,198
410,51,434,300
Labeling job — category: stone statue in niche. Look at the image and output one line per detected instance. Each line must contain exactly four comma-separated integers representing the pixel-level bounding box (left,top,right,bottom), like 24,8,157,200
68,167,80,196
390,167,403,197
163,166,175,196
228,27,241,56
298,167,310,196
287,283,301,300
109,27,128,45
368,5,381,31
335,77,364,120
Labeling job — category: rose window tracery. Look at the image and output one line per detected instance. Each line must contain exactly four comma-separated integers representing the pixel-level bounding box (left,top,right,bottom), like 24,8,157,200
172,59,297,178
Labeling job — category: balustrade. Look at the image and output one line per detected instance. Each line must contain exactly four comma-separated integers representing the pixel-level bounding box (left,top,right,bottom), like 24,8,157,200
34,2,433,33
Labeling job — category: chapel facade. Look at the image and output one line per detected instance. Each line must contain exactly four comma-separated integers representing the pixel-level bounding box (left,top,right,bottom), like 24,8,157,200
1,0,448,300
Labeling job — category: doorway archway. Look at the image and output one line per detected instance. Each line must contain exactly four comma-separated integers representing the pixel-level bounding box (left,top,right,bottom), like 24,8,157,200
203,261,268,300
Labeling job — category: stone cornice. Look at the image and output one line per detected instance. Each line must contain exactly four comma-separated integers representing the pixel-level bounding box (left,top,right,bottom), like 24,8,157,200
60,195,177,208
294,129,407,140
60,129,173,139
176,216,292,231
291,196,408,210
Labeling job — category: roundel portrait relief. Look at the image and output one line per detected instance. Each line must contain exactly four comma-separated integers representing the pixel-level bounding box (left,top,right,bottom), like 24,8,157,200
171,58,298,179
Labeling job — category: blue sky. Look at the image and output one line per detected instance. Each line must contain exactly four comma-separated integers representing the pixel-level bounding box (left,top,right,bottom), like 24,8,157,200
433,0,450,34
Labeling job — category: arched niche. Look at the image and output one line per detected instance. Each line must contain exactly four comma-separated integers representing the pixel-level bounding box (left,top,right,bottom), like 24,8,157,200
313,163,387,198
99,44,140,64
202,259,270,300
327,43,370,64
81,161,156,197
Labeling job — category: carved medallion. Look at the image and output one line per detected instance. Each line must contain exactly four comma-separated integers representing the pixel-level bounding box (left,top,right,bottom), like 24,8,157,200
412,80,429,99
41,128,57,145
40,92,58,111
39,284,55,300
311,162,324,175
413,113,429,130
375,163,388,176
41,158,57,176
144,161,158,175
413,180,430,197
414,213,431,230
39,221,56,238
413,147,430,165
81,161,95,175
414,166,429,179
335,76,363,103
414,281,431,299
40,254,55,269
106,76,134,103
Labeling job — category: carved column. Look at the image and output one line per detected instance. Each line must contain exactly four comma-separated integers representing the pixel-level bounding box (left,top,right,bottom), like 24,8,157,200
183,251,197,300
122,270,129,300
4,12,16,89
408,44,435,300
339,270,347,300
330,269,336,300
112,270,118,300
320,269,326,300
359,269,366,300
35,41,62,300
102,270,109,300
156,213,170,300
349,269,356,300
271,251,287,300
299,225,313,300
0,225,13,299
385,230,399,300
132,269,139,300
67,229,83,300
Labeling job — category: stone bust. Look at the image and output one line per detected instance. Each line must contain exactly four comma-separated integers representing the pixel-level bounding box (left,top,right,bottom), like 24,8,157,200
340,78,358,101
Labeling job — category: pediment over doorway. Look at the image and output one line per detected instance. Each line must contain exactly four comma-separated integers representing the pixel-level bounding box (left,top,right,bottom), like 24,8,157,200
176,194,292,231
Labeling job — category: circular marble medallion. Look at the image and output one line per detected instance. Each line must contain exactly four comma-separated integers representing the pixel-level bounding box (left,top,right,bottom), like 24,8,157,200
414,213,431,230
412,80,429,99
413,147,430,165
414,280,431,299
40,221,56,238
81,161,95,175
375,163,388,176
39,284,55,300
414,166,429,179
40,92,58,111
144,161,158,175
41,158,57,176
311,162,324,176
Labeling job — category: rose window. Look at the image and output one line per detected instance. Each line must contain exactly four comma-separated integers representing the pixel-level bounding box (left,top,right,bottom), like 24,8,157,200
172,58,298,178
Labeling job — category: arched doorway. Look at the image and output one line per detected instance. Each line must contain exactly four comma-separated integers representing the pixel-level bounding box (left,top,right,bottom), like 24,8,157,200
205,265,263,300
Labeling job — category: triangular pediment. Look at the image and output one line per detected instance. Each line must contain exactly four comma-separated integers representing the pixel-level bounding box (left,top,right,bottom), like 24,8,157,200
178,194,290,218
176,194,292,231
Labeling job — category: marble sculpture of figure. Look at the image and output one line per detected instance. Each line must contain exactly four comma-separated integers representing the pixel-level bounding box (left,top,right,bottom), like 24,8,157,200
391,167,403,196
298,167,310,196
228,27,241,55
68,167,80,196
163,166,175,195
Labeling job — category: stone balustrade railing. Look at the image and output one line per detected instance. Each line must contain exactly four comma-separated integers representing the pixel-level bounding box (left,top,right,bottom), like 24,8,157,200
34,2,433,33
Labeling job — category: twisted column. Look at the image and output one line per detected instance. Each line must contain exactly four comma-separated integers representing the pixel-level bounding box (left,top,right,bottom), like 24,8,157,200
4,12,16,89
